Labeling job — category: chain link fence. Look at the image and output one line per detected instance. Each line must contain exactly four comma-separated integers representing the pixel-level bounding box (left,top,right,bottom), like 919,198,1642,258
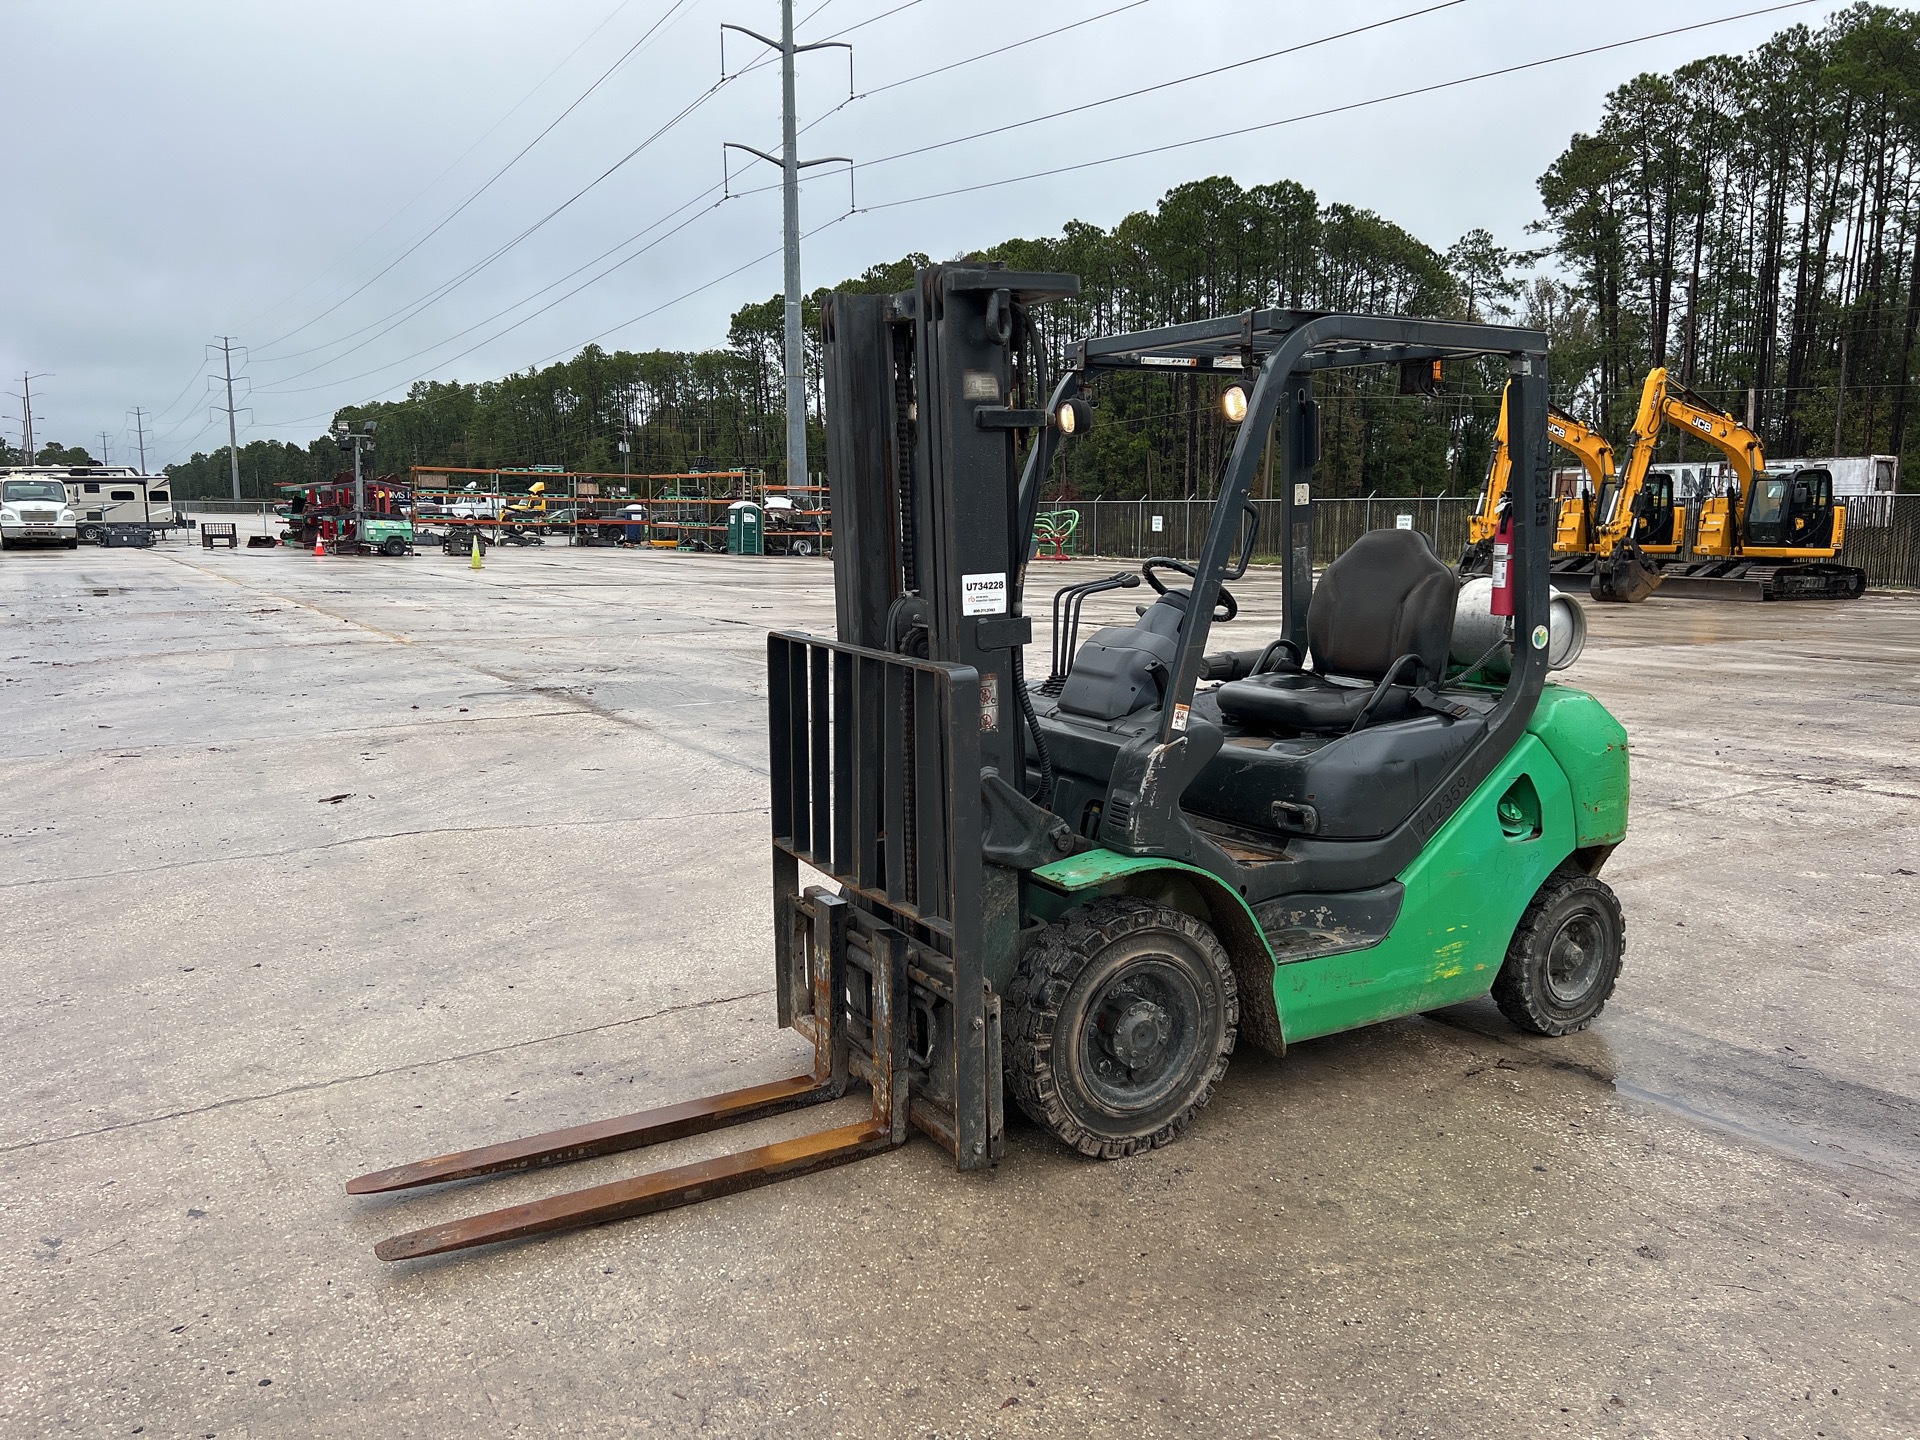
1035,494,1920,588
1032,497,1474,569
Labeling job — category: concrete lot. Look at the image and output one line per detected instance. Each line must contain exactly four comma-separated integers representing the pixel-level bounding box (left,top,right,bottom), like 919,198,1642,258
2,534,1917,1439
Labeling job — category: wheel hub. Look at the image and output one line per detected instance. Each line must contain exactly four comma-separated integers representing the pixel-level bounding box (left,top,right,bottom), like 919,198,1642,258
1100,997,1172,1071
1545,913,1605,1004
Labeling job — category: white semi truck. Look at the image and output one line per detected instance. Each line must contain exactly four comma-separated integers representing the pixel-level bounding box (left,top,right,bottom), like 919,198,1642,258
0,475,80,548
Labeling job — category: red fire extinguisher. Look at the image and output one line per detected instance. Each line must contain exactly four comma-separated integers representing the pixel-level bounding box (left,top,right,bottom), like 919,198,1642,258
1489,506,1515,618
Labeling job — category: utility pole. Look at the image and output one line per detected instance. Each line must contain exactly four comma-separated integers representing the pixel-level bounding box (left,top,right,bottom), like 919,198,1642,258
722,4,852,494
18,371,50,462
98,430,113,466
212,336,245,500
130,407,150,473
619,411,632,478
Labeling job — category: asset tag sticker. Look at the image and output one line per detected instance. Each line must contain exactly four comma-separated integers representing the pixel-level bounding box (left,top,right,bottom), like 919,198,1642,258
1531,624,1550,649
961,571,1008,616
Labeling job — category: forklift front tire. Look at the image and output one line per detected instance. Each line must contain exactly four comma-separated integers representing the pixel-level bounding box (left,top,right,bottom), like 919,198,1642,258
1006,896,1238,1159
1491,869,1625,1036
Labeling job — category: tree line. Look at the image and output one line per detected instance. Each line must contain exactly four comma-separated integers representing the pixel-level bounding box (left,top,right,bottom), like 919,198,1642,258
163,4,1920,502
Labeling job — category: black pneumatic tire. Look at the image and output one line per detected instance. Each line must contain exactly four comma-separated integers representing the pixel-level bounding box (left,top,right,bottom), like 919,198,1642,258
1006,896,1238,1159
1491,869,1625,1036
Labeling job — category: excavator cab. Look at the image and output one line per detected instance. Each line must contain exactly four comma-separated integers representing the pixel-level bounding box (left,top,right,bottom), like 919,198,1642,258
1746,469,1835,550
1634,474,1678,550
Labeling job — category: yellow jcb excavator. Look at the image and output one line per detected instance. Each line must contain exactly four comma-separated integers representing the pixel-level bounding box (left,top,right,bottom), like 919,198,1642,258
1583,368,1865,602
1460,390,1615,576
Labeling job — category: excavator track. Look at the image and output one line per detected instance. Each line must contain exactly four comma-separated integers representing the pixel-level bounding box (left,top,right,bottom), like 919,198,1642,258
1651,558,1867,601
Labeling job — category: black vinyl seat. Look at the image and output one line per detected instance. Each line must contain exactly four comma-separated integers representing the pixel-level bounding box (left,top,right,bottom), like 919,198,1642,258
1217,528,1458,733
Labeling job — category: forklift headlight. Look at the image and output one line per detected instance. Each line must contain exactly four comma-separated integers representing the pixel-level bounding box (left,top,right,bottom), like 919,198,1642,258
1054,397,1092,436
1220,385,1249,424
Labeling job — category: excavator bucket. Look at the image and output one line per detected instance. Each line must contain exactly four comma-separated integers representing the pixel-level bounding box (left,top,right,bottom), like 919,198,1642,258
1588,544,1662,604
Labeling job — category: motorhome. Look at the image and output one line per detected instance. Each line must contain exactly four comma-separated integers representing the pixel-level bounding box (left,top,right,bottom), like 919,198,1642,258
65,467,179,540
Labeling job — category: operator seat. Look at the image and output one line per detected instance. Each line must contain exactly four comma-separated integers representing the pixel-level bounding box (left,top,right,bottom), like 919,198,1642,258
1216,528,1458,733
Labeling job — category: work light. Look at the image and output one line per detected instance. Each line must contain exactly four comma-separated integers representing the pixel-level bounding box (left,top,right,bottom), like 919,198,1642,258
1054,397,1093,436
1220,385,1249,423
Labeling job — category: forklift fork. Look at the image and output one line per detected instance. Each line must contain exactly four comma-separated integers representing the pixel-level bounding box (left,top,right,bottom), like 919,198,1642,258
347,888,914,1261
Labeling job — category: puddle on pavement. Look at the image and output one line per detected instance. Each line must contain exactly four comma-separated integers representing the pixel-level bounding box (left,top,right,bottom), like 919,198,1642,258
1426,1000,1920,1193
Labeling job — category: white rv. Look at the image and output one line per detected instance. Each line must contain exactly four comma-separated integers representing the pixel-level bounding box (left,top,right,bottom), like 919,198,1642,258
61,467,180,540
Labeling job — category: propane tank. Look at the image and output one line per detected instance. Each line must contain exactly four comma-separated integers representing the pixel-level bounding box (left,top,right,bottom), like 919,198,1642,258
1489,508,1515,618
1452,577,1587,675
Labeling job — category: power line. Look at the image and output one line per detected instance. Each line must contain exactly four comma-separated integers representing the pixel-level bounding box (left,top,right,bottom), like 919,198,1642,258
854,0,1469,175
244,0,937,397
792,0,1155,141
244,0,1791,441
237,1,988,414
253,0,704,356
255,194,730,397
855,0,1153,104
483,1,1830,397
241,0,648,337
855,0,1830,213
253,80,735,383
539,208,854,365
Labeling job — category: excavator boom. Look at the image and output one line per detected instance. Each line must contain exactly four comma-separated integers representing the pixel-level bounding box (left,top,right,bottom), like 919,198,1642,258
1462,396,1614,573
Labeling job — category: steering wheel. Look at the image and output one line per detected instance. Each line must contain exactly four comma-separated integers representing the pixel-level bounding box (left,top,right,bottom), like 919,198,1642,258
1142,556,1237,623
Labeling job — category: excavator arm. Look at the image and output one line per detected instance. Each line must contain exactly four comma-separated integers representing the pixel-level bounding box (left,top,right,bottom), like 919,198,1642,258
1588,368,1769,602
1464,395,1615,567
1594,368,1764,555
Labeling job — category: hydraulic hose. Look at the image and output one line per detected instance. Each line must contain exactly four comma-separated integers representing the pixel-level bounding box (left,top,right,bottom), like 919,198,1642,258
1011,644,1056,808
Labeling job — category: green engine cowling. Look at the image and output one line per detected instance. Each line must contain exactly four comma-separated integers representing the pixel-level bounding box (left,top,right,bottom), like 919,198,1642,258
1028,682,1630,1053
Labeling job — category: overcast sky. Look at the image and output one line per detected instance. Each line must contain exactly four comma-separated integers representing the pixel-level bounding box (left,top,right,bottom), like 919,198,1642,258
0,0,1872,469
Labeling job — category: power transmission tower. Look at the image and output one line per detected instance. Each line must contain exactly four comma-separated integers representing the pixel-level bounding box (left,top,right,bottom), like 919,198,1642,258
129,407,150,473
98,430,113,466
723,2,852,494
208,338,249,500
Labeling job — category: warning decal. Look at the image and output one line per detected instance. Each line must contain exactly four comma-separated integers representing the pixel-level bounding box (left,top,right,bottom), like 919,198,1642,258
962,572,1008,617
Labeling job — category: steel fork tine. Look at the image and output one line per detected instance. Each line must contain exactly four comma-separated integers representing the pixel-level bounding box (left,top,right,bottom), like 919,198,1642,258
346,1073,831,1195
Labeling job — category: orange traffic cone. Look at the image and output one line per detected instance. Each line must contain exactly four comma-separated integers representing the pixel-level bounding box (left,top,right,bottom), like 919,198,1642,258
313,533,325,556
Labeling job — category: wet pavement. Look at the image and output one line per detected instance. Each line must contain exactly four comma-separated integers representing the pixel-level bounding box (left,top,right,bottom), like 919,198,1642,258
2,536,1916,1437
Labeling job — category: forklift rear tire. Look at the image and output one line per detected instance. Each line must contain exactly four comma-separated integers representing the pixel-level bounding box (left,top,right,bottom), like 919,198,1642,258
1491,869,1625,1036
1006,897,1238,1159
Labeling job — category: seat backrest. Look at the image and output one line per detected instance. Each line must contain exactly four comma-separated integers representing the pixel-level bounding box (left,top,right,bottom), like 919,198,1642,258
1307,528,1458,681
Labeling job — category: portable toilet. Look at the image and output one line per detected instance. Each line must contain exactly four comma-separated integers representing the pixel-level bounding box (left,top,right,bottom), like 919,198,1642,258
727,499,764,555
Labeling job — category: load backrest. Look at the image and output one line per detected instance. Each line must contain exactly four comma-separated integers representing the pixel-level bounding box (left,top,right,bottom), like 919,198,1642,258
1307,528,1458,681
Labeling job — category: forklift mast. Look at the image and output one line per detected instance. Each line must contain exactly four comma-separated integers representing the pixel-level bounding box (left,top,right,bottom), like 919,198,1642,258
823,266,1079,763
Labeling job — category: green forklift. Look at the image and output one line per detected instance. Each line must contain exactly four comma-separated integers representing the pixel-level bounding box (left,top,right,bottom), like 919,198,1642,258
349,267,1630,1258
